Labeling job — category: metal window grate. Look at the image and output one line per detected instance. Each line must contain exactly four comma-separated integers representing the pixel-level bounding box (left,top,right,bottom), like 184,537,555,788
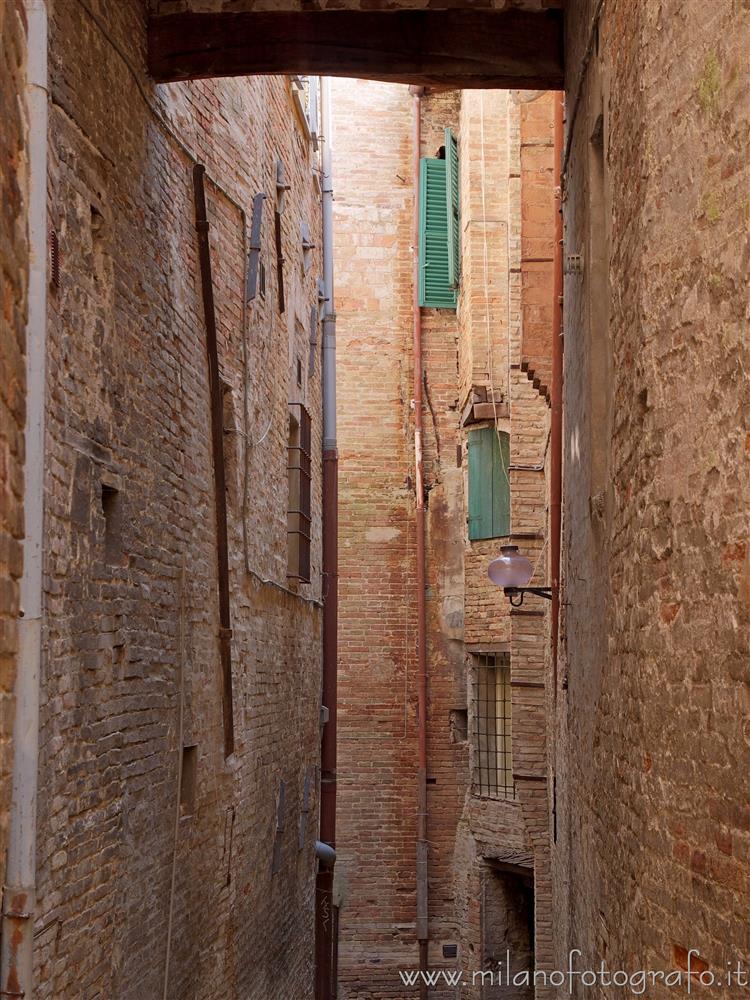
472,653,515,799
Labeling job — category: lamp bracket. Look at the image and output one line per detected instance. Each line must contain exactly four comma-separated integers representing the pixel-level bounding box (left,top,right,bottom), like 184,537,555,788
504,586,553,607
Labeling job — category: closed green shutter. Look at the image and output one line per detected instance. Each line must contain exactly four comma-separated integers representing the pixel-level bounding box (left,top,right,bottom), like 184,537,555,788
418,158,457,309
467,427,510,540
445,128,460,289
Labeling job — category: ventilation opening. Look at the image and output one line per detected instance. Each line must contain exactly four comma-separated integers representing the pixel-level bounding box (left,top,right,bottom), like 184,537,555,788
101,483,122,563
180,745,198,816
450,708,468,744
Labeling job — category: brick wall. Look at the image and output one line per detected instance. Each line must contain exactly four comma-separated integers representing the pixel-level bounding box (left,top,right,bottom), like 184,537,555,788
0,0,27,897
334,80,553,997
554,0,750,990
331,78,422,998
34,3,324,997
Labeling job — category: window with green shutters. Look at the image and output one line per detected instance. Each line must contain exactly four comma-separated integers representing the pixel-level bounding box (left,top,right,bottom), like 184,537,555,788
418,128,460,309
467,427,510,540
444,127,460,289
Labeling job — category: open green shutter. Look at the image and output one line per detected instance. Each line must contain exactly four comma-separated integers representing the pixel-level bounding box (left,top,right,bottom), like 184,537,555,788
492,431,511,537
468,428,510,540
445,128,460,289
468,427,494,539
418,158,457,309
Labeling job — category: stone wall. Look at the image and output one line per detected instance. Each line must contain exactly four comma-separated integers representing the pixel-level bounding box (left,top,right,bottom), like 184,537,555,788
0,0,28,897
554,0,750,991
34,3,324,998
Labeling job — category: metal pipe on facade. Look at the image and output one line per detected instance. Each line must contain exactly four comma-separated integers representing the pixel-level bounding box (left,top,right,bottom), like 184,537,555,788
315,840,337,867
316,75,338,1000
550,94,564,696
410,85,429,999
1,2,49,996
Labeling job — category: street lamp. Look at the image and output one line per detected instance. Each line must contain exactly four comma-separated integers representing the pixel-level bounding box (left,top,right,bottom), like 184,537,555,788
488,545,552,606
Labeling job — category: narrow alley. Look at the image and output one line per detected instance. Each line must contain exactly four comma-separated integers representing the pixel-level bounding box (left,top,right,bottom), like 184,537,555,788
0,2,748,999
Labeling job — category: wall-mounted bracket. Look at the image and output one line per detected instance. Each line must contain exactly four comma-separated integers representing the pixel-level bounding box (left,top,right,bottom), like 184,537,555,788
245,192,267,302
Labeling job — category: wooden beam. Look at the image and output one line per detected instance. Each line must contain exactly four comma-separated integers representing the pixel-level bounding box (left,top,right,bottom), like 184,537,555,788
147,10,564,89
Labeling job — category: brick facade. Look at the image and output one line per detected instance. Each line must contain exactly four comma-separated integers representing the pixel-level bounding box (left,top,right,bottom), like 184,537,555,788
333,81,553,997
554,0,750,992
2,4,747,997
32,3,325,997
0,0,28,897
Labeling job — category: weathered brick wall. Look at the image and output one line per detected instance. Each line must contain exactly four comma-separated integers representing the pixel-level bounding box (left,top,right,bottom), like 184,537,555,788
35,3,324,998
332,78,426,997
0,0,27,897
459,90,514,654
555,0,750,990
509,92,554,985
519,94,555,398
333,80,478,997
334,80,553,998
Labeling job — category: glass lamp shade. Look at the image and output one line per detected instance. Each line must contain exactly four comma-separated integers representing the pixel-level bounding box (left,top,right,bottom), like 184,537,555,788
488,545,534,588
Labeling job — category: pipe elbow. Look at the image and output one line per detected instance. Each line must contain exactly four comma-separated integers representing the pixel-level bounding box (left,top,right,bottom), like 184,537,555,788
315,840,337,869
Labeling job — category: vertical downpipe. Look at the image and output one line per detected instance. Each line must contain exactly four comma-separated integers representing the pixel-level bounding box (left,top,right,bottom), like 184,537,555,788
316,76,338,1000
550,94,564,697
1,1,48,996
410,86,429,999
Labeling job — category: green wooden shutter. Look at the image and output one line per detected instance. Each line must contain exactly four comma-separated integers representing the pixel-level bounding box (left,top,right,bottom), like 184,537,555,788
467,428,510,540
445,128,460,289
418,158,457,309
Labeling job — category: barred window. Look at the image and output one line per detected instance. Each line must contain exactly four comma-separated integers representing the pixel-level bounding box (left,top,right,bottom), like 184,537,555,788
472,652,514,799
287,404,311,583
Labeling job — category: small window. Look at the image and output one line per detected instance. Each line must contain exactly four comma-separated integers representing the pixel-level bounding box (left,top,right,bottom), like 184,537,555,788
275,210,285,313
450,708,468,744
287,405,312,582
472,653,514,800
101,483,122,563
258,259,266,299
180,745,198,816
272,780,286,874
467,426,510,540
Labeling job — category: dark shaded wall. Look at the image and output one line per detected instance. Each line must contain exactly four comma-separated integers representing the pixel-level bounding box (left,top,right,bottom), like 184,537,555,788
554,0,750,989
35,3,324,997
0,0,28,898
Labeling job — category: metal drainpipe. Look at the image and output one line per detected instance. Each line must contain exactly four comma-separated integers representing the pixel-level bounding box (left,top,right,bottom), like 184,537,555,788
316,75,338,1000
410,85,429,1000
550,94,564,698
1,2,48,996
